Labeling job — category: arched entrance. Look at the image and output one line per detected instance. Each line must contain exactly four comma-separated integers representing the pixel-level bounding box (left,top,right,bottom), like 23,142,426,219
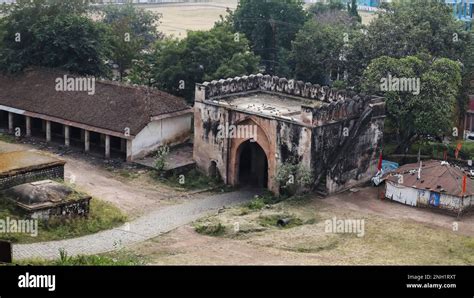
237,140,268,188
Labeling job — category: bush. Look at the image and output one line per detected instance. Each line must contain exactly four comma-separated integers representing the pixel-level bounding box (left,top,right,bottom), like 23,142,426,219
154,145,170,171
158,169,224,190
194,223,226,236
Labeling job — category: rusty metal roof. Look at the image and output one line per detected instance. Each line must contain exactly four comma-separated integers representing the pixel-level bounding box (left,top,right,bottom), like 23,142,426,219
385,160,473,196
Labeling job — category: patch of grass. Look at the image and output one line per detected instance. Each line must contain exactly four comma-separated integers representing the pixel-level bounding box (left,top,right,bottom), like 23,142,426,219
258,214,304,229
15,249,143,266
245,197,266,210
118,170,140,180
194,222,226,236
292,238,340,253
0,133,16,143
0,198,127,244
156,169,224,190
242,191,284,212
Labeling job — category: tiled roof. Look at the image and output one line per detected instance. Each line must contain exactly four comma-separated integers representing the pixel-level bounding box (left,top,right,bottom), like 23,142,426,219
0,68,190,135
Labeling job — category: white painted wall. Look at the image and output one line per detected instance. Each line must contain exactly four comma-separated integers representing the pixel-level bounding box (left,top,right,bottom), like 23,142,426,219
386,182,417,206
130,113,192,160
385,181,474,212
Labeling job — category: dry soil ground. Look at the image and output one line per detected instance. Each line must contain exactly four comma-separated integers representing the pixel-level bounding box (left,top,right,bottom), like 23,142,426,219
142,1,376,38
119,187,474,265
141,1,238,38
0,138,209,218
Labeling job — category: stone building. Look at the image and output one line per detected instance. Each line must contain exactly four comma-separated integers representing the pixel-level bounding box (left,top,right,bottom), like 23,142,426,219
0,151,65,190
193,74,385,195
0,68,192,161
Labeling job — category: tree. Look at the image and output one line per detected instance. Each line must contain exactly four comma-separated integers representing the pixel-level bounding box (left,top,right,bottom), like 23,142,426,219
291,19,362,85
231,0,308,74
0,0,109,75
100,4,162,80
308,0,345,15
364,0,469,62
128,26,260,102
345,0,471,89
362,55,462,152
347,0,361,23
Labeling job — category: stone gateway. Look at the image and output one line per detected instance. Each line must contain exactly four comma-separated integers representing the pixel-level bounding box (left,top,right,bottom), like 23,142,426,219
193,74,385,195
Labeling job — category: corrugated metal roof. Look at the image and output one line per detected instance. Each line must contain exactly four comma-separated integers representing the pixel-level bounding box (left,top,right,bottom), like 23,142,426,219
385,160,473,196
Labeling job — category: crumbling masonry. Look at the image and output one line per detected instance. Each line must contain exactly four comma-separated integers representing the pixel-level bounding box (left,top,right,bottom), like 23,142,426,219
193,74,386,195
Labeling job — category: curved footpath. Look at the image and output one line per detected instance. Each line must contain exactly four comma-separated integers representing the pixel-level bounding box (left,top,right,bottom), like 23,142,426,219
13,190,257,260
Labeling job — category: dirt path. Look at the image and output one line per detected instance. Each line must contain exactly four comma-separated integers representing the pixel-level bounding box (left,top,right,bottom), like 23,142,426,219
325,187,474,237
0,139,202,217
13,190,258,260
63,157,187,218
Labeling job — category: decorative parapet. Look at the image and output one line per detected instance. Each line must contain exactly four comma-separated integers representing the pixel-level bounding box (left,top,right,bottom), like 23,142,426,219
197,74,385,126
199,74,358,102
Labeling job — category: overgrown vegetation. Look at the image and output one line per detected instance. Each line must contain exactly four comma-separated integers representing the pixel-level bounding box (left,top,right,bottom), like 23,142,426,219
0,133,16,143
16,249,143,266
243,191,283,211
155,168,226,191
194,222,226,236
153,145,170,172
275,162,313,195
0,197,127,244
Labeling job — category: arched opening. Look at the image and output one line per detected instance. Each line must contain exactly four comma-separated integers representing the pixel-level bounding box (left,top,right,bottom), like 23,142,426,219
209,161,219,180
237,140,268,188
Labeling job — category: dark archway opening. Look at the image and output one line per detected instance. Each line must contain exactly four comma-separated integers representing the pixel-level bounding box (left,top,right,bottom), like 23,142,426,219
238,140,268,188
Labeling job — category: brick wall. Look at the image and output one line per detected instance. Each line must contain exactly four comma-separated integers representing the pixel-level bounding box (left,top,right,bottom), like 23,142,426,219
0,165,64,190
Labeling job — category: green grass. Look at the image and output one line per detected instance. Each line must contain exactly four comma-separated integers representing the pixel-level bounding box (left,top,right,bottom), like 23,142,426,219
258,214,304,229
0,198,127,244
194,222,226,236
156,169,225,190
243,191,284,211
15,249,143,266
0,133,16,143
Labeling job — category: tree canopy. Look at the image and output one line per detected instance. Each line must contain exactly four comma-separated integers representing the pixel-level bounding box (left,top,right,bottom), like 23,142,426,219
362,55,462,152
0,0,109,75
128,26,260,102
231,0,308,74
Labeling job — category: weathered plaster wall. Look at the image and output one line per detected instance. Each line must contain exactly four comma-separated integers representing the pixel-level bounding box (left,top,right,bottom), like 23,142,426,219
131,113,192,159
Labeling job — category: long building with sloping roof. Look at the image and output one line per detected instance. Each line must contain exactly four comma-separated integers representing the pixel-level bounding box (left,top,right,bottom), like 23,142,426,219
0,68,192,160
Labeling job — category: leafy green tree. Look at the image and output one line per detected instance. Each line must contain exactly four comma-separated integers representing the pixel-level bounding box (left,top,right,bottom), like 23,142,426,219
100,4,162,80
291,20,361,85
0,0,109,75
308,0,345,15
128,26,260,102
345,0,471,90
347,0,361,23
231,0,308,74
364,0,469,62
362,55,462,152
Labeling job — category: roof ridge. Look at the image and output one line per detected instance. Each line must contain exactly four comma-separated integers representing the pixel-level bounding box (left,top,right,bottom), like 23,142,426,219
445,165,464,195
